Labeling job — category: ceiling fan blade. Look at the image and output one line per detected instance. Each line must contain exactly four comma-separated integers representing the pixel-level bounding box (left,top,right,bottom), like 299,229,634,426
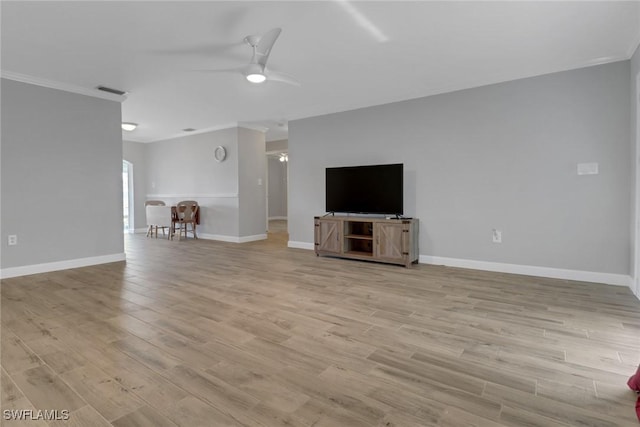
151,42,244,57
266,69,301,86
256,28,282,67
190,66,245,75
150,42,247,64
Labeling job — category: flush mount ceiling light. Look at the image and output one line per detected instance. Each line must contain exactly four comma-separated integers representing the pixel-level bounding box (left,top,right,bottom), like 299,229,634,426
121,122,138,131
279,153,288,162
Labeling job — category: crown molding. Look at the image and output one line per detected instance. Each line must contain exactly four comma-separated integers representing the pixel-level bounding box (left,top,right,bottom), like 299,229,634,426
146,121,270,143
238,122,269,133
148,122,240,143
0,70,127,103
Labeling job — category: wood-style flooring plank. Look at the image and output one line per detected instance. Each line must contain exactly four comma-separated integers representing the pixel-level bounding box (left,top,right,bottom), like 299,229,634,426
10,365,86,413
1,329,43,375
59,364,146,422
111,405,179,427
48,406,113,427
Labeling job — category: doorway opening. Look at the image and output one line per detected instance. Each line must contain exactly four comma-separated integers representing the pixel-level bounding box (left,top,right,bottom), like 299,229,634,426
266,151,288,243
123,160,134,233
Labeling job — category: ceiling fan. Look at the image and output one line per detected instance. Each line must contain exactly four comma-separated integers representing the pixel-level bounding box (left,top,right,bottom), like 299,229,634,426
200,28,300,86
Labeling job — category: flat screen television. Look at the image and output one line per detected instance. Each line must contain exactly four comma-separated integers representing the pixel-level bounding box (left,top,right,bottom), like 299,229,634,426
325,163,403,215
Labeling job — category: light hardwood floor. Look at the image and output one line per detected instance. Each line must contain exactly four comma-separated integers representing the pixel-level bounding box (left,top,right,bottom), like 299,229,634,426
2,228,640,426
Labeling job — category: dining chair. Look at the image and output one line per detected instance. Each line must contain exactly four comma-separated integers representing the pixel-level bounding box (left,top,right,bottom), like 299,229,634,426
177,200,198,208
145,204,172,239
174,201,198,240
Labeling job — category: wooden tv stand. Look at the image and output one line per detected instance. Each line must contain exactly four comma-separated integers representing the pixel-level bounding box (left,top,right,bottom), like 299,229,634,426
314,216,419,267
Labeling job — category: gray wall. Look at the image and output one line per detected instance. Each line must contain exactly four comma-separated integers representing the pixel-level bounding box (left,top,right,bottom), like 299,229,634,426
630,47,640,294
289,61,631,275
146,128,239,196
268,157,288,218
123,140,148,232
1,79,124,269
238,127,267,236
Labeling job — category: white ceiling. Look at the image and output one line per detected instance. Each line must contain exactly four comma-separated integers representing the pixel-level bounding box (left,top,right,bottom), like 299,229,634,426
2,1,639,143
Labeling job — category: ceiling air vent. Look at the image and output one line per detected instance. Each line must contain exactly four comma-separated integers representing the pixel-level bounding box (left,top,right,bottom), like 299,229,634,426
183,128,196,132
96,86,127,96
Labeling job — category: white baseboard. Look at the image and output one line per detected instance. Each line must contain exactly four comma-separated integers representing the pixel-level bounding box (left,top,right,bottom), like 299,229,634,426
133,228,148,234
269,216,288,220
286,242,630,287
288,241,315,250
198,233,233,242
420,255,631,287
145,193,238,198
238,234,268,243
198,233,267,243
0,253,126,279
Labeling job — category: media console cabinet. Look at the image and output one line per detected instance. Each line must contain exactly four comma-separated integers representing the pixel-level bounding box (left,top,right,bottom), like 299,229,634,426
314,216,419,267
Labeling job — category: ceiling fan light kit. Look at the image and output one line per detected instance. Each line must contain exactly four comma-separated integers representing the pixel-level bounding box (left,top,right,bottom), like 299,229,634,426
246,73,266,83
245,63,267,83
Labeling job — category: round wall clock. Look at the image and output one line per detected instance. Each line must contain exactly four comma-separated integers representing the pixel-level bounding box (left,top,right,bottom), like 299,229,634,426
214,146,227,162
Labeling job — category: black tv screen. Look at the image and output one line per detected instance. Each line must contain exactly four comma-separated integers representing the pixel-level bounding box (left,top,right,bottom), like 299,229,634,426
326,163,403,215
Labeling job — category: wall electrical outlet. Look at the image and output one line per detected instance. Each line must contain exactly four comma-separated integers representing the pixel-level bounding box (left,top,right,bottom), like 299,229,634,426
492,229,502,244
8,235,17,246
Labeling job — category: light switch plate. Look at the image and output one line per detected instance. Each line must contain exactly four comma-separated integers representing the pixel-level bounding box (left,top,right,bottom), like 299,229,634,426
577,162,598,175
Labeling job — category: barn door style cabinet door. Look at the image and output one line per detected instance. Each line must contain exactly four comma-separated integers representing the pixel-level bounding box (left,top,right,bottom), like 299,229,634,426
314,217,342,254
314,216,419,267
375,222,409,264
